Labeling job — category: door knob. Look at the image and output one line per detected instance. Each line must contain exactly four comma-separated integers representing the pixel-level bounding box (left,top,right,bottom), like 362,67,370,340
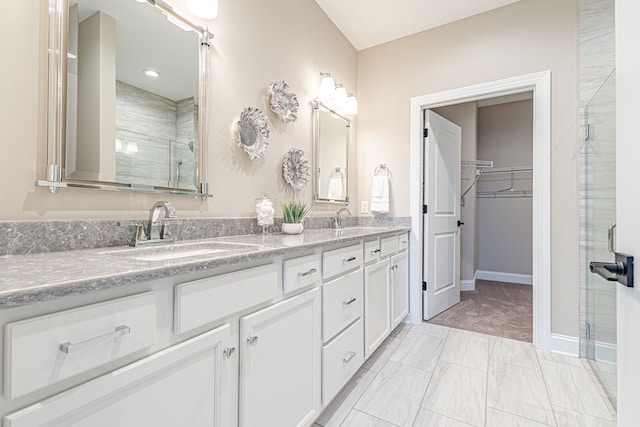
590,252,634,287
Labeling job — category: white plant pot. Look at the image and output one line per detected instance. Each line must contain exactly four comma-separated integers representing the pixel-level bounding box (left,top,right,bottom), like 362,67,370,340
281,223,304,235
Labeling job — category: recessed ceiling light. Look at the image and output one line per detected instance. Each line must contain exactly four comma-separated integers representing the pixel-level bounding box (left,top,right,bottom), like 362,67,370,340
143,69,160,77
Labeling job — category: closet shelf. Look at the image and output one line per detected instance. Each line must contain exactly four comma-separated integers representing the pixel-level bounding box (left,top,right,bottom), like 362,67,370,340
462,166,533,201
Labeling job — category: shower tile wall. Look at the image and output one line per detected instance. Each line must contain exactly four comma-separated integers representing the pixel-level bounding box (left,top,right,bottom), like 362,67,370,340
115,81,197,188
577,0,615,357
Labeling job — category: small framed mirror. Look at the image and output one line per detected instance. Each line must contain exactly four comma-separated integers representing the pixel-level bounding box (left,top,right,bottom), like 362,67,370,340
38,0,212,198
312,100,350,204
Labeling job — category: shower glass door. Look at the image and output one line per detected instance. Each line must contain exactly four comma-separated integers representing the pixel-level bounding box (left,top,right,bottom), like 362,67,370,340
583,71,616,405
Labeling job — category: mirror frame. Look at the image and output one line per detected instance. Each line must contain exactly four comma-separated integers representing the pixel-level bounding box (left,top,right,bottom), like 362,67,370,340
37,0,213,199
312,99,351,205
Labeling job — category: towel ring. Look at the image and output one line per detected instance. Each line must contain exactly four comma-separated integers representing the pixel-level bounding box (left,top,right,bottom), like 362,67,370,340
374,164,391,177
330,166,345,178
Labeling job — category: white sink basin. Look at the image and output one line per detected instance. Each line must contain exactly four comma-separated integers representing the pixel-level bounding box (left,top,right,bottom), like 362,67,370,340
103,241,259,262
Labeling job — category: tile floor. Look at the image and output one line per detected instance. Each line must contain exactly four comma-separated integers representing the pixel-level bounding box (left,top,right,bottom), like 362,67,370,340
314,323,616,427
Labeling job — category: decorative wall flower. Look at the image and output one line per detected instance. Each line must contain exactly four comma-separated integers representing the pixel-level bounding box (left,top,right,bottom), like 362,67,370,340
236,107,270,160
282,148,310,190
268,80,299,123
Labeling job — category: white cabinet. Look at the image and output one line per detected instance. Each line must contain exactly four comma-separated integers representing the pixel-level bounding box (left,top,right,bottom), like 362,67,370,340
364,259,391,358
322,268,364,342
5,292,157,399
4,324,235,427
239,288,321,427
390,250,409,328
321,318,364,404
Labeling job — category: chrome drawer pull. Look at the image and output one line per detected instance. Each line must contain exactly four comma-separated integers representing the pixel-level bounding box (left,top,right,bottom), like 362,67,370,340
247,336,259,346
371,249,381,254
59,325,131,354
343,297,357,305
223,347,236,359
343,351,356,364
343,256,357,263
298,268,317,277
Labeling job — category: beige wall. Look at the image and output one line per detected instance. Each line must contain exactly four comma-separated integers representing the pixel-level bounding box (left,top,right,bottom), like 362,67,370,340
0,0,356,220
356,0,579,336
476,100,533,276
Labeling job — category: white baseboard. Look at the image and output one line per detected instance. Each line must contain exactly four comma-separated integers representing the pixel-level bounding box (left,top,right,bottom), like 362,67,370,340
595,341,617,363
476,270,533,285
461,280,475,291
550,333,579,357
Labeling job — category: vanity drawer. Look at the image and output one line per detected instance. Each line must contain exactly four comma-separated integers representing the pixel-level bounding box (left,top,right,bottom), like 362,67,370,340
174,263,279,334
283,254,321,295
5,292,157,400
322,244,363,280
322,268,363,342
322,317,364,405
363,240,381,264
380,235,399,258
398,233,409,251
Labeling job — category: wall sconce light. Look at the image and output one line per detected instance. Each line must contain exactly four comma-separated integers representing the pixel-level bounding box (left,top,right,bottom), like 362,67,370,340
186,0,219,20
318,73,357,115
345,93,358,115
318,73,336,103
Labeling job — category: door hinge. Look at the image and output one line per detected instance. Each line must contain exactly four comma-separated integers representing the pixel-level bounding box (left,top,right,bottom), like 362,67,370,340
423,128,429,138
422,204,428,214
585,322,591,339
422,281,427,291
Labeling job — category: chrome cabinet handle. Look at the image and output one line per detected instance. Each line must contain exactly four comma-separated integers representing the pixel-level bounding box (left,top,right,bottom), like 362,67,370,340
343,351,356,363
247,336,259,346
371,249,381,254
608,223,616,255
298,268,317,277
223,347,236,359
343,297,357,305
59,325,131,354
390,265,398,270
343,256,356,263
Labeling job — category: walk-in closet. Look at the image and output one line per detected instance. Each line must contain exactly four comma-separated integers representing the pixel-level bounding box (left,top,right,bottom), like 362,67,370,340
427,95,534,342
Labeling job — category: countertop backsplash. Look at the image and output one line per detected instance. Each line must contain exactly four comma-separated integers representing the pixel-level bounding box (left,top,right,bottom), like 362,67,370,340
0,216,410,256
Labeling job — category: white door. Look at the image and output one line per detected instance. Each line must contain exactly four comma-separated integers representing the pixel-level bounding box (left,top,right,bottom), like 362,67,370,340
391,250,410,327
3,325,234,427
423,110,462,320
239,288,321,427
615,1,640,423
364,259,391,357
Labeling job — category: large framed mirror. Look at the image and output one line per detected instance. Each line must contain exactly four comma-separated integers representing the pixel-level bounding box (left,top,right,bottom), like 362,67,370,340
38,0,212,198
312,100,350,204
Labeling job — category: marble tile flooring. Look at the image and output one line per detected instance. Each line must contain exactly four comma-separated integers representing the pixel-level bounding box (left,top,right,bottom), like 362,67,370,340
314,323,616,427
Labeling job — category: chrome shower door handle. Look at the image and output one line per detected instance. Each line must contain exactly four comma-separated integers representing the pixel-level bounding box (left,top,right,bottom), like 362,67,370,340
608,223,616,255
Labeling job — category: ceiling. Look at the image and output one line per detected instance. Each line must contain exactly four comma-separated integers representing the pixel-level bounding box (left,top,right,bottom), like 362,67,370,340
314,0,522,51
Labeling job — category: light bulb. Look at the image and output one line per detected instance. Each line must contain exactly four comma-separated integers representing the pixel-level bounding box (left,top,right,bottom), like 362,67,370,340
186,0,218,20
318,73,336,103
345,93,358,115
334,84,348,110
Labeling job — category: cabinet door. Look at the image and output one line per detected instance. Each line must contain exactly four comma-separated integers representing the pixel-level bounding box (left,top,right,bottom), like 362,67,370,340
3,324,235,427
391,251,409,328
240,288,321,427
364,259,391,358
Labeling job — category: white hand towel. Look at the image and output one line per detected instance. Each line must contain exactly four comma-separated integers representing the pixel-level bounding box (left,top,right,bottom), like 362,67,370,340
371,175,390,213
327,176,344,200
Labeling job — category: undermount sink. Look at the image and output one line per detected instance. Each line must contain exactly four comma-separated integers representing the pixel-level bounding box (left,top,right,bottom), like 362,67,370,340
102,241,260,262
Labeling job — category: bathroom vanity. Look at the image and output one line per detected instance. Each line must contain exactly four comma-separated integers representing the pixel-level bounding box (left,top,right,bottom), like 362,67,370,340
0,227,409,427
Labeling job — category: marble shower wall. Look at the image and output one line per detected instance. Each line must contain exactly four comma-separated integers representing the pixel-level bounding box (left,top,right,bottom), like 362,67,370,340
114,81,197,189
578,0,616,357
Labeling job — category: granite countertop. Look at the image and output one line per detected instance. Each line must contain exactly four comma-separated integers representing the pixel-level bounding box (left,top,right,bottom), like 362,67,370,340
0,226,409,308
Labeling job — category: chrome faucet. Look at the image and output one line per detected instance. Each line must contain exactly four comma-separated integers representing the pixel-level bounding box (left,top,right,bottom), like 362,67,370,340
133,201,178,246
334,207,352,229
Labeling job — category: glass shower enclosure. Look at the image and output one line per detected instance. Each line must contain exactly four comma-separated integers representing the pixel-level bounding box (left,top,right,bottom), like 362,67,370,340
581,71,617,405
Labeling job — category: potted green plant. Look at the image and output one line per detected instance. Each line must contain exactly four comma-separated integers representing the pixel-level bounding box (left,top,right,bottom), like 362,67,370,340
281,201,310,234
